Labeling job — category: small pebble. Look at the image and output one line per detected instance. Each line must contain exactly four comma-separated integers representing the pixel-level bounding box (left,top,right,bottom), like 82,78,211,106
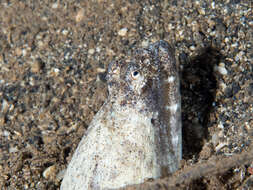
43,165,57,180
9,146,18,153
15,48,23,56
215,142,228,152
37,41,44,48
76,9,84,23
141,40,149,48
218,122,224,129
219,82,227,92
88,48,95,55
118,28,128,36
211,133,219,146
215,64,228,75
30,61,41,73
97,67,106,73
2,99,9,113
52,3,58,9
189,45,196,51
3,130,10,137
22,49,27,56
62,29,68,35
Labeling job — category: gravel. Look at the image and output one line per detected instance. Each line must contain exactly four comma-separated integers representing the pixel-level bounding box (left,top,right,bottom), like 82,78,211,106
0,0,252,189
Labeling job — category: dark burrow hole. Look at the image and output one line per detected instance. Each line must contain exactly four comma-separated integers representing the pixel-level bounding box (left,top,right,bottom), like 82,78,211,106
180,47,222,159
21,151,33,160
63,147,72,161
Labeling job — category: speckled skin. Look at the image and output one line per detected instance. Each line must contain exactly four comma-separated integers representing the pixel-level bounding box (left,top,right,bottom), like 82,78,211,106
61,40,181,190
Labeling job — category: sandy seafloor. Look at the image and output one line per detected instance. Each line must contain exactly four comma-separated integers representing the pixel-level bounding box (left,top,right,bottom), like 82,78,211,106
0,0,252,189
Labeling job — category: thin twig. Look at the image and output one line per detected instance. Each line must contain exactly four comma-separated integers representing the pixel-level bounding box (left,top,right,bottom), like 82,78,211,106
118,148,253,190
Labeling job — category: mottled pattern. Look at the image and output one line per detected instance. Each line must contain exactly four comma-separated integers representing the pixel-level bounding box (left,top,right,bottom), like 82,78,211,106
61,40,181,190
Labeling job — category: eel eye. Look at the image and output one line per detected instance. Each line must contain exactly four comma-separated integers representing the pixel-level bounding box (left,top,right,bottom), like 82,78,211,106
131,70,140,79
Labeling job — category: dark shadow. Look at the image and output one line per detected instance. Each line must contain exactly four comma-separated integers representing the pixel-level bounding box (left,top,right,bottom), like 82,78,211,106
180,47,222,159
